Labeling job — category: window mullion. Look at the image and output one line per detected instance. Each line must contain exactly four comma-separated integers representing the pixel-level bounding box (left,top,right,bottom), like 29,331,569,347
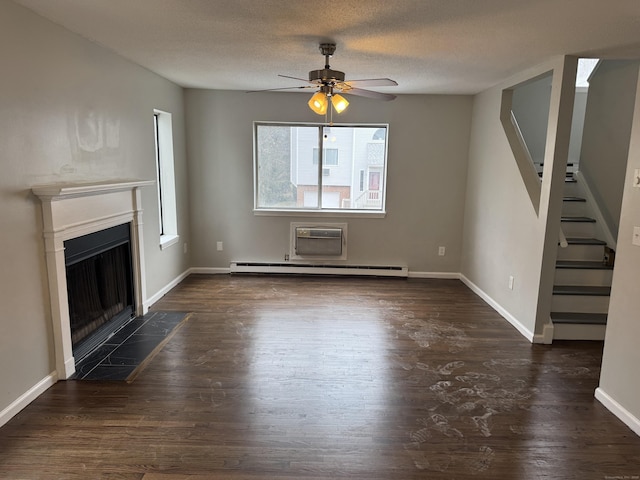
317,127,324,209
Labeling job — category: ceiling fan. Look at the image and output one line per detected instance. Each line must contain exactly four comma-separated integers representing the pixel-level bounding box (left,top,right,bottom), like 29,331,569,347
250,43,398,116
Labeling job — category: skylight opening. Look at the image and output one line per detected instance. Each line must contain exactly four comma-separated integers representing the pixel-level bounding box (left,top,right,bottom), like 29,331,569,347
576,58,599,87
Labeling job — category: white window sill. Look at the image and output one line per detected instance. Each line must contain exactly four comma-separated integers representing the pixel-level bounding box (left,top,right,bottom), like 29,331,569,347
159,234,180,250
253,209,386,219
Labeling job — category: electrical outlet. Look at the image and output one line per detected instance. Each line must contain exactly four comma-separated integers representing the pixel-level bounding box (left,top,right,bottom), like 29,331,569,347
284,253,290,261
438,246,446,256
216,241,223,251
508,275,515,290
634,169,640,187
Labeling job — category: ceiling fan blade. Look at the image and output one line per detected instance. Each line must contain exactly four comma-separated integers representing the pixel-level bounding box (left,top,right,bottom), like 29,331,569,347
341,78,398,88
342,88,397,101
278,74,314,84
246,85,315,93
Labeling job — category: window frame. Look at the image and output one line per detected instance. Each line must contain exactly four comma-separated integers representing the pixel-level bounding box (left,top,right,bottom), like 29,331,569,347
253,121,389,217
153,109,179,249
312,147,339,166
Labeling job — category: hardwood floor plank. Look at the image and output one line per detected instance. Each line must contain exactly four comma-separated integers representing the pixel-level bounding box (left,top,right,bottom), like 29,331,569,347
1,275,639,479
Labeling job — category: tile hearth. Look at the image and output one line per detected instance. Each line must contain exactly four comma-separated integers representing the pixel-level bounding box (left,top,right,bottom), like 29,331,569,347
73,311,187,381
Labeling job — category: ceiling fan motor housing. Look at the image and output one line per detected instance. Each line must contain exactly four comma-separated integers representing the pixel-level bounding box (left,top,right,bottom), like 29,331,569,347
308,68,345,84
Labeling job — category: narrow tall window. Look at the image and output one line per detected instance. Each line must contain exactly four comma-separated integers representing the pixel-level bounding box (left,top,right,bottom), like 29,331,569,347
153,109,178,249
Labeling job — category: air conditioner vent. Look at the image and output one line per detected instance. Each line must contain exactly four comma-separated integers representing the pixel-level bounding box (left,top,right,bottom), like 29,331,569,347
296,227,342,256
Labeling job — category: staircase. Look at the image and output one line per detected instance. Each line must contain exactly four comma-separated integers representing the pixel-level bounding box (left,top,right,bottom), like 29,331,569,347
550,172,612,340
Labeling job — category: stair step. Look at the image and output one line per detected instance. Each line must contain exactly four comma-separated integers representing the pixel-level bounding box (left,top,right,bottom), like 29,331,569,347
561,216,596,223
562,197,587,216
555,260,613,270
551,312,607,325
553,285,611,296
565,237,606,245
557,238,606,262
538,172,576,180
562,182,581,196
554,267,613,286
553,321,607,340
561,218,597,237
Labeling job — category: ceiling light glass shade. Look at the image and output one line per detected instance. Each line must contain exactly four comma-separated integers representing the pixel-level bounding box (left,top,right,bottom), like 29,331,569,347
308,91,328,115
331,93,349,113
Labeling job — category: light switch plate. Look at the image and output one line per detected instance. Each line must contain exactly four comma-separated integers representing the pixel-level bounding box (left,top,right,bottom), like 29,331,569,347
633,227,640,246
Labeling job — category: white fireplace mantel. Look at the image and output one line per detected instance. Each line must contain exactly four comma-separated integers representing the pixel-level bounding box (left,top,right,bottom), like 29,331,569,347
33,180,154,379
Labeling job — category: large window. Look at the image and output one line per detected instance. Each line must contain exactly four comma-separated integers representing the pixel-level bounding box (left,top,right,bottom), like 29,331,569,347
254,123,388,213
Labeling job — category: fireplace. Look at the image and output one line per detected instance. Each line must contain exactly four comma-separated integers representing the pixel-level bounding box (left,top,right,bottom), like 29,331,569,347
65,223,135,362
33,180,154,379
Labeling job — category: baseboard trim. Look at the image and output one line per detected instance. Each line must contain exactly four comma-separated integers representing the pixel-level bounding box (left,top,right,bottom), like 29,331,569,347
0,373,57,428
595,387,640,437
144,268,193,310
189,267,231,275
408,271,461,279
186,268,461,280
187,267,459,279
460,274,535,343
537,322,555,345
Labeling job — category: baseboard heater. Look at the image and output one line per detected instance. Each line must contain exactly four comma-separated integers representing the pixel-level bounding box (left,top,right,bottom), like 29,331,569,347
230,262,408,278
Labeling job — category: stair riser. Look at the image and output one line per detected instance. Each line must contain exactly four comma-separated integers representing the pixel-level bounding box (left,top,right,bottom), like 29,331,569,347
551,295,610,313
554,269,613,286
561,221,596,237
561,202,587,216
563,182,582,197
553,323,606,341
556,245,605,262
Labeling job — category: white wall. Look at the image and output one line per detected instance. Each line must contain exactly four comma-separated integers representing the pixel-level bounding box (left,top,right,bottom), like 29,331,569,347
185,90,472,273
580,60,640,238
0,1,190,417
461,58,577,340
597,65,640,434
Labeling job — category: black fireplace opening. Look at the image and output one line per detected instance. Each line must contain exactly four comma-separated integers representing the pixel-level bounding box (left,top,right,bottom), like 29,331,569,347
64,223,135,363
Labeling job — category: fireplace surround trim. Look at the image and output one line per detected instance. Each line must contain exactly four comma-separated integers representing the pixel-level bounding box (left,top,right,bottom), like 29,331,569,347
33,180,154,379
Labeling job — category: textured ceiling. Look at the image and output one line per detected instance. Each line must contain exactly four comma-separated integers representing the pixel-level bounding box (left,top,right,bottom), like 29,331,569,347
13,0,640,94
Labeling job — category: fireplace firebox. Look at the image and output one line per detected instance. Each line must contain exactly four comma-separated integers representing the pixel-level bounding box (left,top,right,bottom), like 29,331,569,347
64,223,135,362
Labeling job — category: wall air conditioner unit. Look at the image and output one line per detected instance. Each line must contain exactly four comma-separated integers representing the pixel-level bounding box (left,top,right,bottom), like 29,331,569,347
322,167,331,176
290,222,347,260
296,227,342,256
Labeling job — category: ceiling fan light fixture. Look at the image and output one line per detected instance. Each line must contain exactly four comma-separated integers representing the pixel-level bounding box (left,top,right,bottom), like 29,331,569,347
308,91,328,115
331,93,349,113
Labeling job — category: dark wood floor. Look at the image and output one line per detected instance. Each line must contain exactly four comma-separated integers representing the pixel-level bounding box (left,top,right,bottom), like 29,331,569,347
1,274,639,479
